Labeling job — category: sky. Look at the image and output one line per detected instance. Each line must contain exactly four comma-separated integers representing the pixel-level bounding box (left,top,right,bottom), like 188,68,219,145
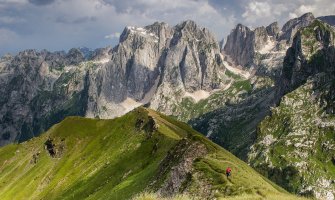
0,0,334,55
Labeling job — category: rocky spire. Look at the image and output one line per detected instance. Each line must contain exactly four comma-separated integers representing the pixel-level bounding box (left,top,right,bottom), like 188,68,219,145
279,12,315,43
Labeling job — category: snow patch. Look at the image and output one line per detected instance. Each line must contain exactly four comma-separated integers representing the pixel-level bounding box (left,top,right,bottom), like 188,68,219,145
184,90,210,102
258,39,275,54
220,53,251,78
127,26,158,40
93,57,111,64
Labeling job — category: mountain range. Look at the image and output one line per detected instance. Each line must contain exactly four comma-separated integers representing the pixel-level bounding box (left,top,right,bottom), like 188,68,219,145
0,12,334,200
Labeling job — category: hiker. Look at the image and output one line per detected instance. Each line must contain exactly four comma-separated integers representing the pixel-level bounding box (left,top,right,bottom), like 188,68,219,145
226,167,232,178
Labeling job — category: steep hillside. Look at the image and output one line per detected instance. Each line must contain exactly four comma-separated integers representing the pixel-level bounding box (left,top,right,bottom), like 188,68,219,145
249,20,335,199
0,108,303,200
249,78,335,200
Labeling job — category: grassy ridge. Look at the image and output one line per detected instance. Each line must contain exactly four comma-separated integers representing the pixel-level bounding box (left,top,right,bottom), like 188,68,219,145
0,108,306,199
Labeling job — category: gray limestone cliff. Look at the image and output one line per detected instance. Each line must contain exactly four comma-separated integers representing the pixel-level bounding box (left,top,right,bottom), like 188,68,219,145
223,13,315,77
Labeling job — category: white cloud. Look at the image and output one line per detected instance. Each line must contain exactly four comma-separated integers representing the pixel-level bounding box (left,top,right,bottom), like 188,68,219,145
289,1,335,18
289,12,298,19
0,0,28,8
242,1,271,22
0,28,18,45
105,32,120,39
0,0,28,3
0,16,25,23
296,4,316,14
239,0,335,30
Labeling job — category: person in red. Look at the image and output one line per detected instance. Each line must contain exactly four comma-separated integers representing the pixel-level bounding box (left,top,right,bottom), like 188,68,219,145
226,167,232,178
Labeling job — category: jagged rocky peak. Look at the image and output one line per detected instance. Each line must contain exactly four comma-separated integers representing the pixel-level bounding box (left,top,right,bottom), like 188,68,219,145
119,22,173,45
66,48,85,65
253,26,269,50
279,19,335,96
15,49,40,60
223,23,254,67
78,47,94,59
145,22,172,37
235,23,251,34
91,46,112,61
266,22,280,38
11,49,47,68
279,12,315,43
20,49,38,56
222,12,317,72
223,22,277,67
282,12,315,31
302,20,335,51
172,20,217,43
175,20,198,32
83,19,227,121
144,20,226,113
145,22,174,47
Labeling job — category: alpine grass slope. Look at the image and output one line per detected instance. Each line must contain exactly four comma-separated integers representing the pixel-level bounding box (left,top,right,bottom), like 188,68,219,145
0,107,305,200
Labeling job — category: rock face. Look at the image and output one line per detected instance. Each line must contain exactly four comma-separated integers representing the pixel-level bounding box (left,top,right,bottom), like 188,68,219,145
223,24,255,67
279,12,315,43
223,13,315,76
0,49,91,145
0,20,228,146
266,22,280,38
278,20,335,96
249,20,335,200
149,21,227,114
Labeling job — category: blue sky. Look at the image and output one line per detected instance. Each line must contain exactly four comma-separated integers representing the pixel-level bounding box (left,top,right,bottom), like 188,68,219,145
0,0,334,55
